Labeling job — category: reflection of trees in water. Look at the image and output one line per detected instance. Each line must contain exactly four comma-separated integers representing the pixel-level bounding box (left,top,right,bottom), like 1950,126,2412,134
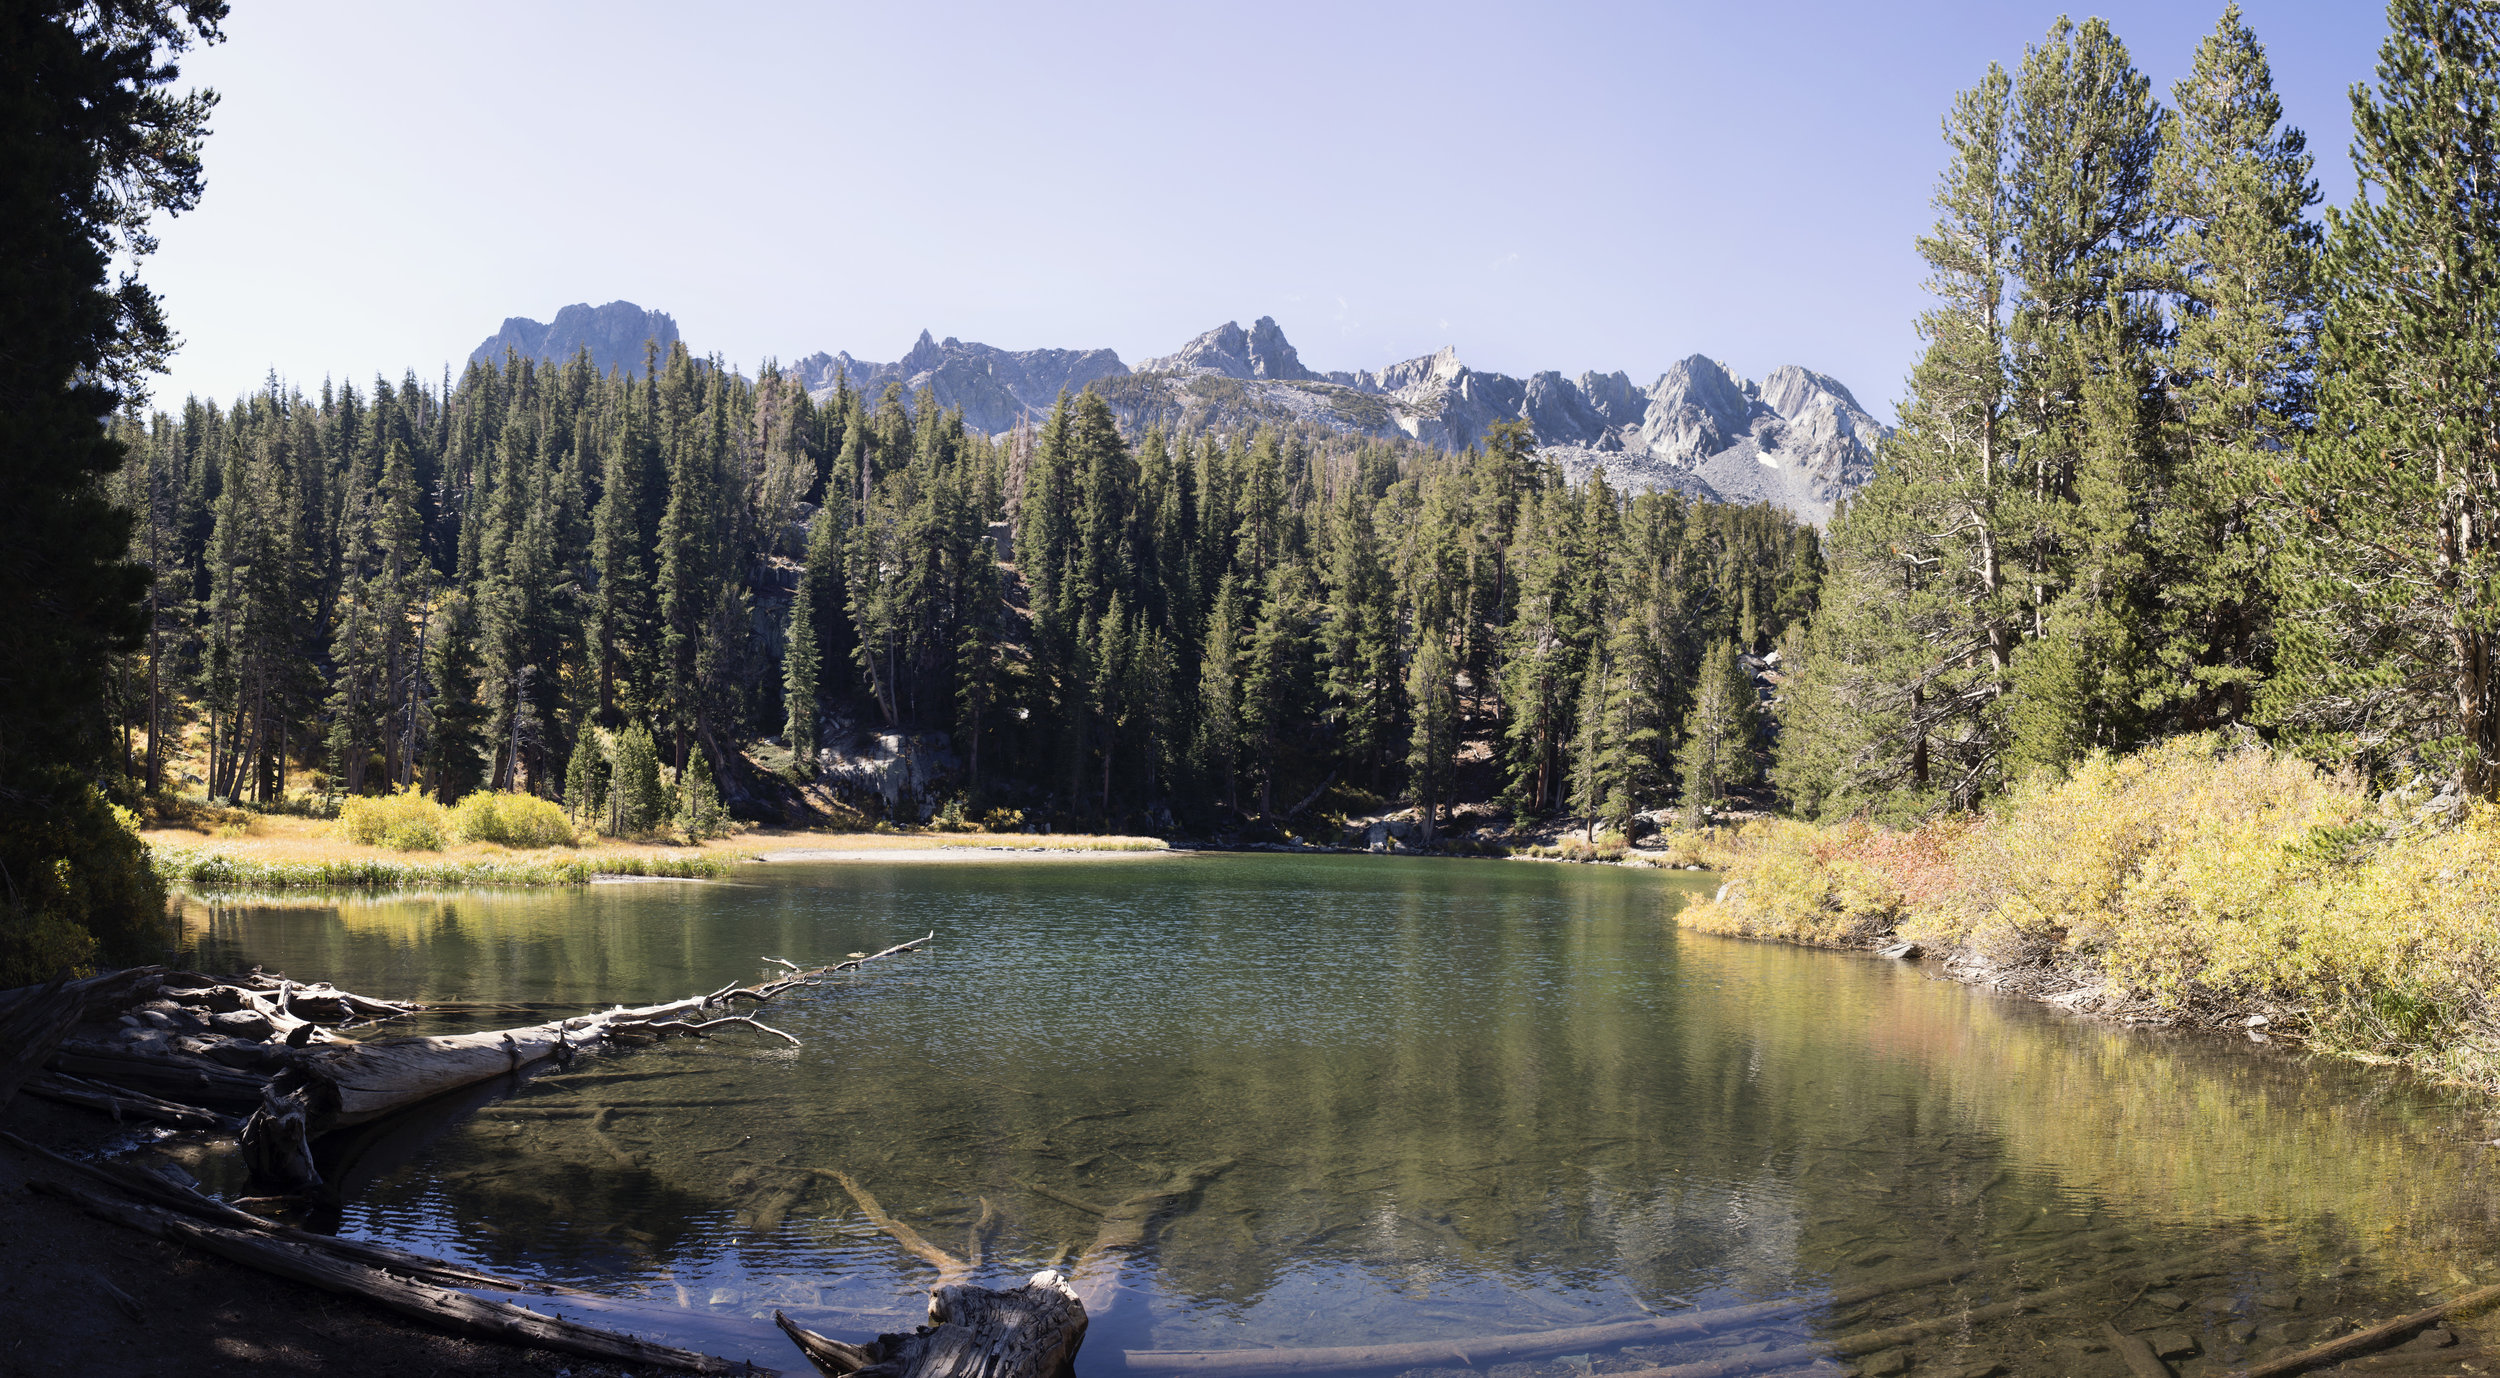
190,860,2500,1354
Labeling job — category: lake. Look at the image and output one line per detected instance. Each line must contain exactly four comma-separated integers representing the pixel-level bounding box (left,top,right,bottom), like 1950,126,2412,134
172,853,2500,1376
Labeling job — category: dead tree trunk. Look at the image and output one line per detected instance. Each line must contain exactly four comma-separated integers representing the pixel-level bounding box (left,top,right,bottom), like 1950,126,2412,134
776,1270,1086,1378
241,936,932,1186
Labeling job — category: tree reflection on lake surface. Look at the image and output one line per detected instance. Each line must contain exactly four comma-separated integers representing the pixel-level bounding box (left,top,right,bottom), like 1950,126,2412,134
178,855,2500,1376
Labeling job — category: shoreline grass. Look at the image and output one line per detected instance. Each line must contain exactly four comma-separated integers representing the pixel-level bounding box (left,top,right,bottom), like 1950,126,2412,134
1676,735,2500,1094
154,846,730,889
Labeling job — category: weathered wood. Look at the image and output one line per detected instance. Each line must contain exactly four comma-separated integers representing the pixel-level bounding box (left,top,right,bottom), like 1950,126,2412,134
1070,1159,1232,1315
816,1168,970,1279
47,1182,772,1374
1467,1254,2216,1378
240,941,931,1185
2225,1280,2500,1378
49,1042,271,1107
1121,1226,2144,1375
0,975,88,1110
19,1069,236,1129
2105,1322,2176,1378
0,1128,588,1296
777,1269,1085,1378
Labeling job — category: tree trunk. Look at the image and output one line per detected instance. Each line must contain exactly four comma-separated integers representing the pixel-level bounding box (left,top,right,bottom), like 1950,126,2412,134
778,1270,1086,1378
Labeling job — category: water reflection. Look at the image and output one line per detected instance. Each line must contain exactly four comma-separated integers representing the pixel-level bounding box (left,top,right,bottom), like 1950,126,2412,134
175,856,2500,1374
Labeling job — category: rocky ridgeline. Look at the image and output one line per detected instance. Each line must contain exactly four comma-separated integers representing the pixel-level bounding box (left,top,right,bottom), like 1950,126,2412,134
468,300,681,379
474,307,1883,523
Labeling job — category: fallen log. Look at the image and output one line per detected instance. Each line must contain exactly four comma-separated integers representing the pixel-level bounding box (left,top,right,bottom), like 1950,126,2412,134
1120,1225,2142,1375
1068,1159,1232,1316
45,1181,770,1374
2104,1322,2175,1378
19,1069,237,1129
241,939,932,1186
816,1169,971,1280
2224,1280,2500,1378
775,1269,1086,1378
1455,1249,2224,1378
0,974,84,1111
2,1128,592,1296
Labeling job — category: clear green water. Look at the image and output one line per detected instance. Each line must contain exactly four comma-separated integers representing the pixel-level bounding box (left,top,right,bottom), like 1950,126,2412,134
173,855,2500,1376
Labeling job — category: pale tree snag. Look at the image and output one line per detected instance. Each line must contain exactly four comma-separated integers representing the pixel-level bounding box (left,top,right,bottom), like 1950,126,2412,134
240,937,932,1187
775,1269,1086,1378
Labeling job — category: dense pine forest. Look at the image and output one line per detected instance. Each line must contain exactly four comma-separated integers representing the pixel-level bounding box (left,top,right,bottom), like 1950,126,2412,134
103,351,1818,836
1778,3,2497,823
9,0,2500,993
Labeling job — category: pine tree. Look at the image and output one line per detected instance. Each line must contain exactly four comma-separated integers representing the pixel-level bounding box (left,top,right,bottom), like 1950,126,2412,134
2264,0,2500,799
1195,572,1245,813
1676,638,1761,824
423,590,489,802
677,749,727,839
782,579,819,771
1405,630,1457,844
1240,563,1315,817
563,723,607,828
2143,3,2319,735
609,722,665,836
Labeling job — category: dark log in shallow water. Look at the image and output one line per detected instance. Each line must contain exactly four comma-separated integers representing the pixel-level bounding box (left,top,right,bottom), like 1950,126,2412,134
776,1270,1086,1378
2104,1322,2174,1378
2225,1280,2500,1378
1121,1225,2143,1375
240,936,932,1186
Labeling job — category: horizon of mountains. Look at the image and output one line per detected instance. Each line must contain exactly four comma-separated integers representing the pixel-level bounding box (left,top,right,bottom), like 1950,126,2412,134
472,302,1883,523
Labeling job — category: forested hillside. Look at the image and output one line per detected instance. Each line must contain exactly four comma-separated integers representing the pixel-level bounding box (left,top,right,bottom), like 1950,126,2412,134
105,346,1819,837
1775,3,2499,817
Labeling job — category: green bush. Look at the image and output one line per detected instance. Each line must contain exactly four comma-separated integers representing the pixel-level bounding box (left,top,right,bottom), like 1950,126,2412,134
338,787,449,850
450,791,577,848
0,769,168,984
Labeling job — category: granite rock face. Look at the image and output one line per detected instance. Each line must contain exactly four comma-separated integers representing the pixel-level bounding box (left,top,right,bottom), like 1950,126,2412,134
787,330,1127,435
772,317,1887,523
469,301,680,377
1137,316,1318,381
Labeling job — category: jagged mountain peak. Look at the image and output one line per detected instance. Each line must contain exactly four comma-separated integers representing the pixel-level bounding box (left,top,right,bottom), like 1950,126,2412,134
1139,316,1318,381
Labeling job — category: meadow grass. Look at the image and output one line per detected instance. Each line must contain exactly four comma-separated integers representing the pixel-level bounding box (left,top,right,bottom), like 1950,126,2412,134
154,847,729,889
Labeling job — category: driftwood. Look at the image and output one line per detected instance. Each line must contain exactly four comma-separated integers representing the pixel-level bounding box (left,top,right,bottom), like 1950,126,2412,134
1489,1251,2223,1378
2225,1280,2500,1378
775,1269,1086,1378
241,936,932,1186
819,1169,972,1280
45,1180,771,1374
0,975,84,1110
19,1069,238,1129
1068,1159,1232,1316
1,1128,595,1295
1121,1225,2141,1375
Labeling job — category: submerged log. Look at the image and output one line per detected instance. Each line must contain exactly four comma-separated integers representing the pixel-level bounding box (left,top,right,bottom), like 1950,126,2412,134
1069,1159,1232,1315
241,937,933,1186
776,1269,1086,1378
1121,1225,2143,1375
2225,1280,2500,1378
2104,1322,2175,1378
48,1182,769,1374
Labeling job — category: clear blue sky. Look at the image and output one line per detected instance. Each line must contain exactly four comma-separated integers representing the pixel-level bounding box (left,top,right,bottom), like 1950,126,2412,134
147,1,2391,423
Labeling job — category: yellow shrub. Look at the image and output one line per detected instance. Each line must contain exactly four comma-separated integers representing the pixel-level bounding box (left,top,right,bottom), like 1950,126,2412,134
1915,738,2358,986
338,787,449,851
1690,734,2500,1086
449,791,577,848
